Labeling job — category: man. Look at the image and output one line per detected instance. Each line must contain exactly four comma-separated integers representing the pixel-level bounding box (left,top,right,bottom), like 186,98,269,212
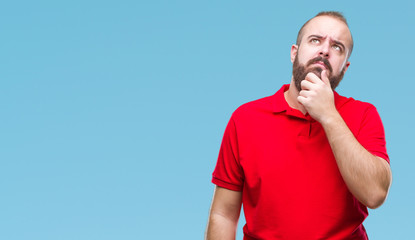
205,11,392,240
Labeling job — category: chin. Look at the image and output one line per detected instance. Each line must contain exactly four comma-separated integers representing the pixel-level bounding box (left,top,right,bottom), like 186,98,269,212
308,67,323,78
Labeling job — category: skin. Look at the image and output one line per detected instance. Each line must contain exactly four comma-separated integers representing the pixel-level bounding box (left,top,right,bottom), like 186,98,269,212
205,15,392,240
205,187,242,240
286,16,392,209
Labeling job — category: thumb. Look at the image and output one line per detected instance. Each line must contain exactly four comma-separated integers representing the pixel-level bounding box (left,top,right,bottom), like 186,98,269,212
321,70,331,87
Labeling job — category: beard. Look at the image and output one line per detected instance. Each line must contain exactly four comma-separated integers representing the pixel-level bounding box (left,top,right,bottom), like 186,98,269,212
292,55,346,92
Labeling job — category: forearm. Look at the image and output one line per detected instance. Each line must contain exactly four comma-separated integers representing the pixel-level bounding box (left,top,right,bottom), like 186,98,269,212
321,112,392,209
205,213,238,240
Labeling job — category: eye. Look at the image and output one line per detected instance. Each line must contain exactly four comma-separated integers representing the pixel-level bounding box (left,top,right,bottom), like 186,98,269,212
332,44,342,52
311,39,320,44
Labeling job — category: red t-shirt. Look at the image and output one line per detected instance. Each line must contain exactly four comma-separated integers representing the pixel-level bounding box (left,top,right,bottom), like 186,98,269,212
212,84,389,240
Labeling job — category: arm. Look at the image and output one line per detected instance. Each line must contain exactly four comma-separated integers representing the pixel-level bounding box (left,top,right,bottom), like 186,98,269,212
298,71,392,209
205,186,242,240
320,112,391,208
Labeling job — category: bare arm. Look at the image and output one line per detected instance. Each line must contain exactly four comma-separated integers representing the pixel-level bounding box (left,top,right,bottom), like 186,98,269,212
320,112,391,208
205,186,242,240
298,71,392,209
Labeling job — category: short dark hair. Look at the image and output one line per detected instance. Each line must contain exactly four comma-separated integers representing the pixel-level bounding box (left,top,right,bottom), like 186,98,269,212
296,11,354,58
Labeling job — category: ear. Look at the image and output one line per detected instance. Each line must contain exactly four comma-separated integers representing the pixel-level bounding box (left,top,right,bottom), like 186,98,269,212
290,44,298,63
344,61,351,73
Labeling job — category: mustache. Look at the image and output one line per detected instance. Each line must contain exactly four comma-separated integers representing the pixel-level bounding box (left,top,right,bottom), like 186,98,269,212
306,56,333,73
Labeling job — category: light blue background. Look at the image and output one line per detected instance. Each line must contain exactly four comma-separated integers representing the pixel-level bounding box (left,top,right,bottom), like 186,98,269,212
1,1,413,239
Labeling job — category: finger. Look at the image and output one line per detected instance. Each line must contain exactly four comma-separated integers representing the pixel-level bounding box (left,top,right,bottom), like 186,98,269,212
300,80,314,90
299,89,313,98
321,70,331,87
304,72,321,83
297,95,306,105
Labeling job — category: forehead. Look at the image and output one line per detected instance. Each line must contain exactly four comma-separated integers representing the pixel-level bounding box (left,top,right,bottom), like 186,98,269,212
301,16,352,46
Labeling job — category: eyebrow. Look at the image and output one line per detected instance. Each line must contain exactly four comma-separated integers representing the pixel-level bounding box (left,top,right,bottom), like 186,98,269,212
307,34,346,50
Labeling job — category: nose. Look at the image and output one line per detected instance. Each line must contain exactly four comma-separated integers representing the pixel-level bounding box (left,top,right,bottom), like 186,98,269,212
319,43,330,58
319,51,329,58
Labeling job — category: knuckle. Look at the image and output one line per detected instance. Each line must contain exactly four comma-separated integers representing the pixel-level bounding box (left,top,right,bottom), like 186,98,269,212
306,72,316,79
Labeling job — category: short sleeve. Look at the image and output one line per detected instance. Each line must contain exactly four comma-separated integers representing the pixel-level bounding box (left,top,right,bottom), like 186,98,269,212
212,116,244,191
357,105,390,164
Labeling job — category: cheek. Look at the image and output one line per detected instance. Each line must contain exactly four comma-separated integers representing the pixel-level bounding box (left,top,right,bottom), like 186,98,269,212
298,47,320,64
337,55,349,68
296,52,309,65
331,59,346,74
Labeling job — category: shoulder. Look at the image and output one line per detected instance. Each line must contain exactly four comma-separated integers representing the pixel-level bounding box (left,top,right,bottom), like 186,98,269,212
231,94,275,120
336,93,382,134
336,93,377,115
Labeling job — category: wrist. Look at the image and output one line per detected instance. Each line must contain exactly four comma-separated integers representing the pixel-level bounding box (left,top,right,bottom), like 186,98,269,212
319,110,341,127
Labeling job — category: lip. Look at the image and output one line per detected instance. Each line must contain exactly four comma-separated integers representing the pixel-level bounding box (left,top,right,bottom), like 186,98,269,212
313,61,327,69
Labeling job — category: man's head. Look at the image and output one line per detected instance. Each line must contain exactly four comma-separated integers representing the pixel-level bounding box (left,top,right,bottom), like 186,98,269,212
291,11,353,91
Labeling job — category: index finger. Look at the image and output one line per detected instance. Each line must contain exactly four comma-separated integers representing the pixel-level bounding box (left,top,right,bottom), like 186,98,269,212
320,70,331,87
304,72,322,83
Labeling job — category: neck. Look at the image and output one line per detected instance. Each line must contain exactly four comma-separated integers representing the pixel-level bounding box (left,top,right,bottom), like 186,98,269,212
284,78,307,114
